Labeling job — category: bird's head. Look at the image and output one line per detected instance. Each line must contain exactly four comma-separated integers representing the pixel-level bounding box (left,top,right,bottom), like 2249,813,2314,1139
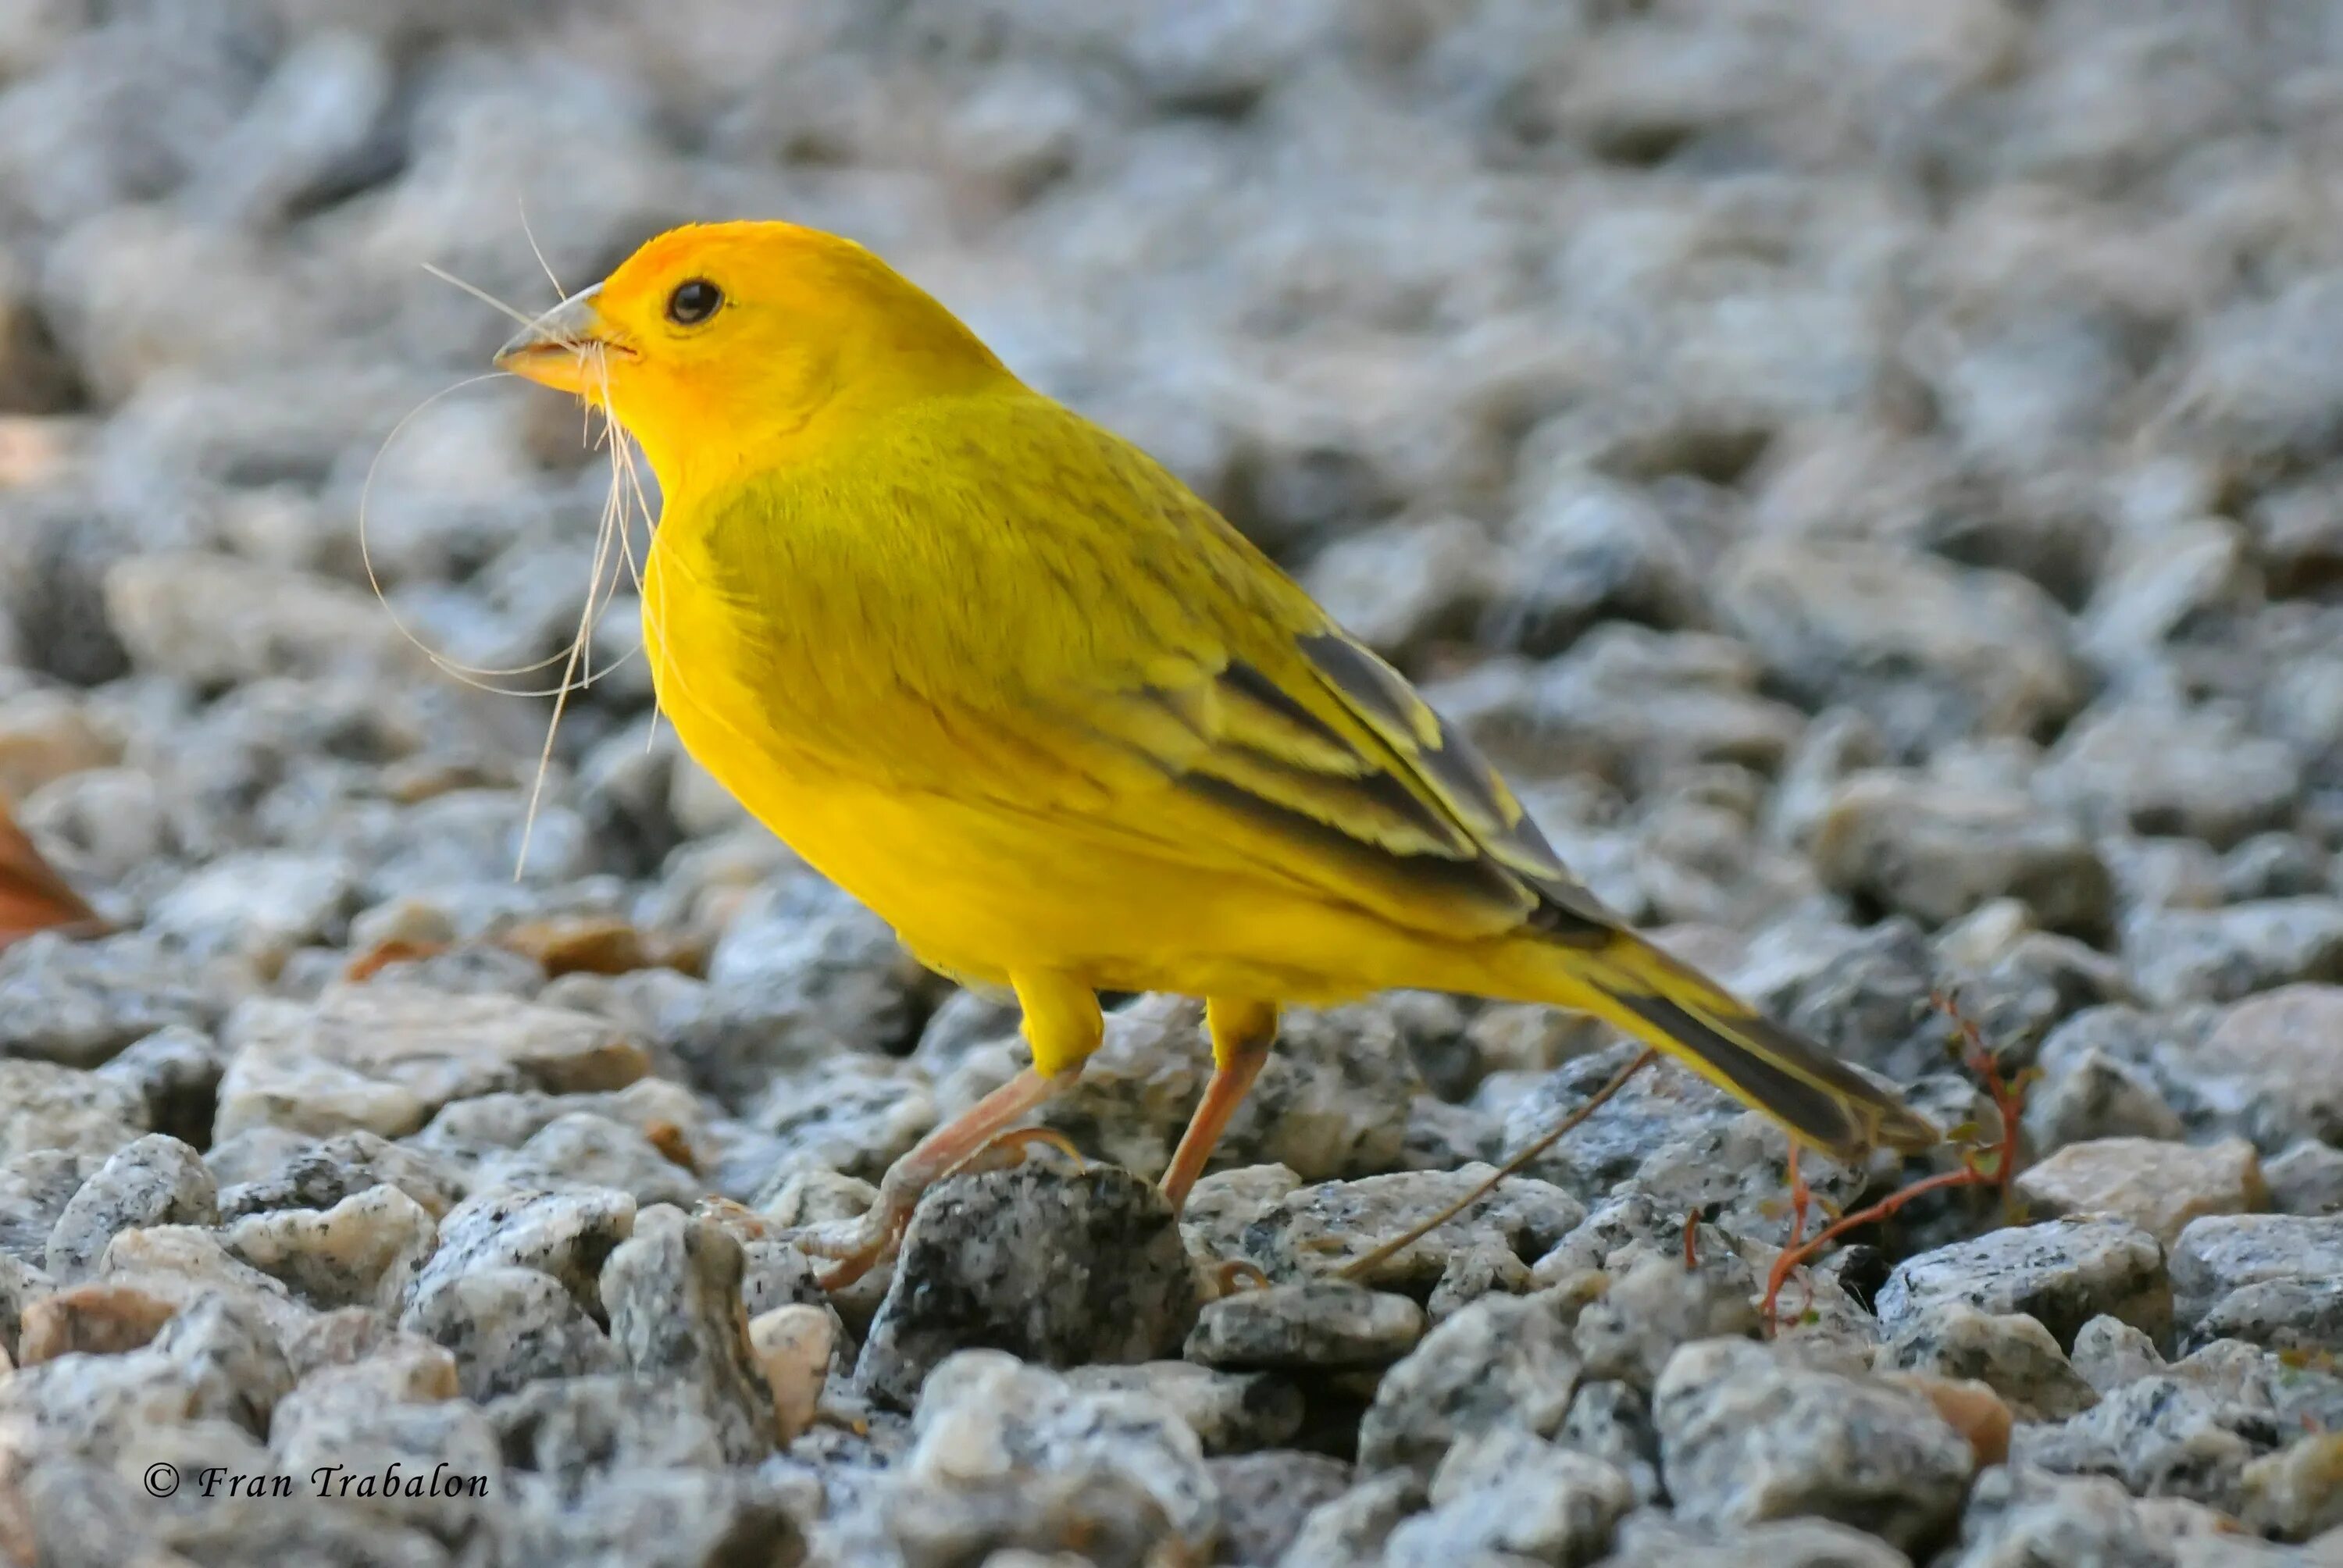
496,220,1011,486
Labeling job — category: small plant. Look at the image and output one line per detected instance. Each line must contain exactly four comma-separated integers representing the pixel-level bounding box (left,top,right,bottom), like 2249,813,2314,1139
1760,990,2031,1325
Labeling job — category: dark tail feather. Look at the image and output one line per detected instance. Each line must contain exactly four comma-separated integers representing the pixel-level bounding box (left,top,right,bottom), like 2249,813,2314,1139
1535,932,1941,1164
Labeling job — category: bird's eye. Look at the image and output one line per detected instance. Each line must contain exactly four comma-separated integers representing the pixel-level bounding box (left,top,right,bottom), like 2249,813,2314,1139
666,279,722,326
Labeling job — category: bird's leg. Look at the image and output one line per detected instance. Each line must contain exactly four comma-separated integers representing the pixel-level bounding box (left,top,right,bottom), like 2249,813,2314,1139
1161,998,1278,1213
790,975,1101,1291
1162,998,1278,1299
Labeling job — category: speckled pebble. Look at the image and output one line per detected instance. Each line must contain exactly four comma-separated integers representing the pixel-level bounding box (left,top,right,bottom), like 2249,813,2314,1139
597,1203,776,1462
43,1131,216,1280
1185,1280,1425,1370
2168,1213,2343,1352
1357,1289,1582,1477
1653,1338,1975,1554
1876,1218,2170,1349
1878,1303,2099,1422
856,1166,1200,1411
403,1184,635,1321
400,1264,620,1401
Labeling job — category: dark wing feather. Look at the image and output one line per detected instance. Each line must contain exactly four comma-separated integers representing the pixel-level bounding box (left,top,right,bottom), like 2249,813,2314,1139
1075,623,1616,943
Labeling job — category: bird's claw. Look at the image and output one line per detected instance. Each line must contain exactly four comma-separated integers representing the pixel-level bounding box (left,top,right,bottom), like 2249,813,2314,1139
787,1196,914,1290
1195,1256,1271,1302
786,1122,1082,1293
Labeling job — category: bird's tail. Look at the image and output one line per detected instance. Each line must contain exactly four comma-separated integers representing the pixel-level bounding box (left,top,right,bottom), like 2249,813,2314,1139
1514,929,1942,1165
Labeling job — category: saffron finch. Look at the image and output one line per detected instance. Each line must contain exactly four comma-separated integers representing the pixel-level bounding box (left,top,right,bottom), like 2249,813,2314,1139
496,221,1939,1285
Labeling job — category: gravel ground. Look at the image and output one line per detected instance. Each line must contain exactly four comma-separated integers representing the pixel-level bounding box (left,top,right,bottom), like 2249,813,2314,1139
2,2,2343,1566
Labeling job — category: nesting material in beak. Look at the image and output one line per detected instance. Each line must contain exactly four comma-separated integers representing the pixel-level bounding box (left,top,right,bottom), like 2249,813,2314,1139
495,283,611,394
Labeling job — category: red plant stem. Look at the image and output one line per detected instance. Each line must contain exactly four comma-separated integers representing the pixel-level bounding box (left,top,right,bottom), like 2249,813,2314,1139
1763,1166,1987,1318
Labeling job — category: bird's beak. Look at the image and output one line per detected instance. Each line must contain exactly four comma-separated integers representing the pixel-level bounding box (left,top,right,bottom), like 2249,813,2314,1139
494,283,612,394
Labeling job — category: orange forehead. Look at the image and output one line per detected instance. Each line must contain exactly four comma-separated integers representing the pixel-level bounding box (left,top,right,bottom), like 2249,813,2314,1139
603,221,886,306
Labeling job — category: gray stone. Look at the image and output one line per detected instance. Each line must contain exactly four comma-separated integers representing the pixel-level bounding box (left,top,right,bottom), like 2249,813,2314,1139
1812,772,2111,935
1276,1469,1425,1568
213,1128,467,1221
487,1374,729,1486
223,1183,438,1310
0,1250,52,1360
1718,539,2083,754
598,1203,776,1462
1508,472,1708,643
2124,900,2343,1010
2024,1045,2188,1153
1558,1379,1663,1506
0,1058,148,1164
1209,1450,1353,1567
1876,1218,2170,1349
1573,1250,1763,1392
104,552,410,686
1653,1338,1974,1554
2220,832,2331,903
215,983,651,1140
1434,629,1809,804
2044,704,2302,853
2188,986,2343,1149
1945,1464,2209,1568
1388,1424,1632,1567
95,1224,312,1342
2266,1140,2343,1217
1185,1281,1425,1370
746,1053,936,1185
267,1345,505,1537
91,1022,226,1149
2010,1372,2276,1513
2013,1135,2267,1247
44,1131,215,1279
2169,1213,2343,1352
2069,1313,2167,1395
901,1349,1218,1555
1066,1361,1302,1456
687,874,941,1104
1878,1304,2100,1421
412,1078,708,1174
477,1110,704,1209
1425,1241,1534,1323
1357,1290,1582,1477
400,1265,620,1401
148,1292,298,1437
0,1291,292,1459
886,1465,1182,1568
1229,1163,1585,1290
857,1166,1200,1410
0,1150,99,1263
1603,1510,1913,1566
405,1185,636,1321
146,849,355,961
0,932,219,1070
501,1466,810,1568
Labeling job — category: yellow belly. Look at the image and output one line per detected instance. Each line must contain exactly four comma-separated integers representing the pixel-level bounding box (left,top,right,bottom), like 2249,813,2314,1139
640,535,1503,1004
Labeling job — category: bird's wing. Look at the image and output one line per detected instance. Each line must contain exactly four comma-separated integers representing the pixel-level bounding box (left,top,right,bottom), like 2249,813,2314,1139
1047,611,1621,943
801,398,1624,944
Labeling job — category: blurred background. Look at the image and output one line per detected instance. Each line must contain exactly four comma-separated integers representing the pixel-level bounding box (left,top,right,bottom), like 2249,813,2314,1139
2,0,2341,992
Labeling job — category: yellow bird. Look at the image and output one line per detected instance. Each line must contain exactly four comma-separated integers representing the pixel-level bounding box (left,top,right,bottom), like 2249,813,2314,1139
496,222,1938,1285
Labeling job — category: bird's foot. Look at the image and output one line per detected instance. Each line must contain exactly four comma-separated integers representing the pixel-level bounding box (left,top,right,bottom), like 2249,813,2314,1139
789,1124,1086,1291
789,1200,911,1292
